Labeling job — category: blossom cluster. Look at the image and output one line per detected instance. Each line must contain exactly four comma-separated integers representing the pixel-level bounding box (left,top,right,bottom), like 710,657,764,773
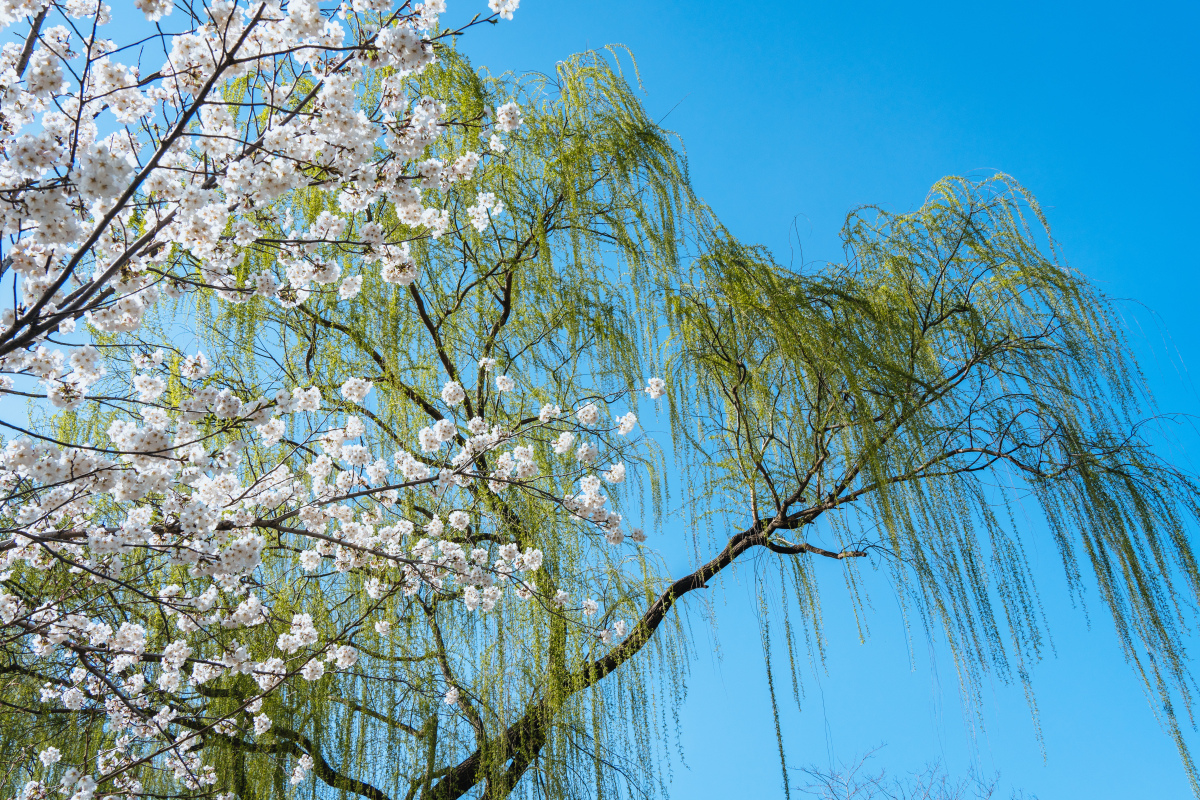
0,0,675,795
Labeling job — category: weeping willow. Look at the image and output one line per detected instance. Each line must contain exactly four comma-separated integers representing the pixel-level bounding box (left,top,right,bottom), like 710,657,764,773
3,43,1199,800
663,176,1200,792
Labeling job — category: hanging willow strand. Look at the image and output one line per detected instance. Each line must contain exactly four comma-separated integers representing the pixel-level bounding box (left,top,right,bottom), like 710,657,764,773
3,42,1199,800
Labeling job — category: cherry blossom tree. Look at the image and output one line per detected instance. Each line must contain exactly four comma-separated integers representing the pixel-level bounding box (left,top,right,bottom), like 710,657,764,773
1,2,1199,800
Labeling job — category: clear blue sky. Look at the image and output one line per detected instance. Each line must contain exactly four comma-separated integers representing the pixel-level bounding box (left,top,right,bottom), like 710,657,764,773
46,1,1195,795
459,1,1200,797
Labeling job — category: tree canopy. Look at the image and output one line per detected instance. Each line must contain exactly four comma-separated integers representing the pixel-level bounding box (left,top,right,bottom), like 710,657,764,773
0,3,1197,800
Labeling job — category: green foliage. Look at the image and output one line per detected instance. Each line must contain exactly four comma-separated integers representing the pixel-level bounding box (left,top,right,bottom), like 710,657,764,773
5,44,1199,800
664,174,1200,791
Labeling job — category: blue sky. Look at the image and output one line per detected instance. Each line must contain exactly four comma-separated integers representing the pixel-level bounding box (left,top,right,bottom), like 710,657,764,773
15,1,1191,796
459,1,1200,797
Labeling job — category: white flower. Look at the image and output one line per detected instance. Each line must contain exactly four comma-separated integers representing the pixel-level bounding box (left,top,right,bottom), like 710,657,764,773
134,0,172,20
257,417,286,445
39,747,61,766
212,388,242,419
277,613,318,654
339,276,363,299
301,659,325,681
463,585,480,611
478,357,496,371
576,403,600,425
182,352,210,379
582,598,598,616
521,548,544,571
340,377,373,404
0,594,25,624
419,427,440,452
495,375,515,392
290,754,314,785
645,377,667,399
433,418,457,442
441,381,466,405
495,101,523,130
253,713,272,735
616,412,637,435
133,374,166,402
488,0,519,20
552,431,575,455
374,620,392,636
444,686,460,705
448,510,470,530
72,775,96,800
380,247,419,285
605,463,626,483
467,192,504,232
60,769,82,789
332,645,358,669
295,386,322,411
